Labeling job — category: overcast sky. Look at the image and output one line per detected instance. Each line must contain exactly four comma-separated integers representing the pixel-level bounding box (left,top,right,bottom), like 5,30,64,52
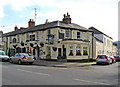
0,0,119,41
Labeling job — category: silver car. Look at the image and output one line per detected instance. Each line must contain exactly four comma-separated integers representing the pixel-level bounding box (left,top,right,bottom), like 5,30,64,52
0,51,9,61
9,53,35,65
96,55,112,65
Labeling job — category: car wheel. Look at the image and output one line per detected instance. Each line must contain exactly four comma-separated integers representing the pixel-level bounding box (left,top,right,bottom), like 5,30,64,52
9,59,13,63
29,62,33,65
18,60,22,65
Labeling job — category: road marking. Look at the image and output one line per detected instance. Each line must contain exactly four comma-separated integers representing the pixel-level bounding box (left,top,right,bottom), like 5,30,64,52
17,69,50,76
74,79,111,85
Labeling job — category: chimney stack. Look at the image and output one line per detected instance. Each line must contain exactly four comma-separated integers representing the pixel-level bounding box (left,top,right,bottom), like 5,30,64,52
63,12,71,24
14,25,18,31
28,19,35,27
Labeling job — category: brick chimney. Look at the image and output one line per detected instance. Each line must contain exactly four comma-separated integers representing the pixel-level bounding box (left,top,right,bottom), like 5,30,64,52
14,25,18,31
63,12,71,24
28,19,35,27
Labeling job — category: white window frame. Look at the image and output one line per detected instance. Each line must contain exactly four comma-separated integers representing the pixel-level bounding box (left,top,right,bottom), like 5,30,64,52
76,47,81,55
17,35,20,42
26,33,29,40
10,36,12,42
77,32,81,39
36,31,39,40
65,29,71,38
69,46,73,56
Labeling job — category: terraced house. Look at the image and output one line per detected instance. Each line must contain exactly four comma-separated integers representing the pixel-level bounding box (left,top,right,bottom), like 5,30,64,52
3,13,94,61
89,27,117,57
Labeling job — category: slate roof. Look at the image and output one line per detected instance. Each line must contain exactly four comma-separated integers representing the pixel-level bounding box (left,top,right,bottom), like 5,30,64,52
3,21,92,37
89,27,113,40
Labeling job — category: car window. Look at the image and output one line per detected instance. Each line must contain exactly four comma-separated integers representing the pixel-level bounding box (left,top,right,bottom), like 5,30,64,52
15,53,18,56
97,55,106,59
20,53,29,57
0,52,6,55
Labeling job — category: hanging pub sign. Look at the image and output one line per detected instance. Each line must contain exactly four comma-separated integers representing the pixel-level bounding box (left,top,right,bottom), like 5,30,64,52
21,41,24,46
30,43,34,47
40,42,44,47
52,47,57,51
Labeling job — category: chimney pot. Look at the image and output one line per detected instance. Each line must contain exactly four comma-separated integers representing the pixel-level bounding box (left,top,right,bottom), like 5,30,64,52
14,25,18,31
63,12,71,24
28,19,35,27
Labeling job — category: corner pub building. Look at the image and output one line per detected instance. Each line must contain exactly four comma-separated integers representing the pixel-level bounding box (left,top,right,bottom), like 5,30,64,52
3,13,95,61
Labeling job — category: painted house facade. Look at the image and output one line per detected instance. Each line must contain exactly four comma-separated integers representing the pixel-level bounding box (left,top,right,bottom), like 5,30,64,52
89,27,117,57
3,13,94,61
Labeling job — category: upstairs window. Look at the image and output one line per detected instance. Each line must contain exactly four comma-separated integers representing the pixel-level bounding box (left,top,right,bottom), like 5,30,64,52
26,33,29,41
48,30,51,35
13,38,17,43
77,32,81,39
17,35,20,42
48,36,54,44
36,31,39,40
30,35,35,41
65,29,71,38
10,36,12,43
58,30,64,39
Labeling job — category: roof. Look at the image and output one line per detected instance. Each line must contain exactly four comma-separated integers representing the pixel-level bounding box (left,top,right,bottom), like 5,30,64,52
3,21,92,37
94,36,103,43
89,27,113,40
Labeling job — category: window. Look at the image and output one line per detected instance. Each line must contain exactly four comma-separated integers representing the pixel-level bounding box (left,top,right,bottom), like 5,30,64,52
10,36,12,42
76,47,81,55
69,47,73,56
65,29,70,38
48,36,54,44
26,33,29,40
36,31,39,40
83,47,88,55
77,32,81,39
17,35,20,42
13,38,17,43
48,30,51,35
30,35,35,41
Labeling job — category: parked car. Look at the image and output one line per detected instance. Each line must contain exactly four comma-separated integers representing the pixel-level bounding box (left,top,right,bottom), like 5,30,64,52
110,56,116,63
114,56,120,62
9,53,35,65
0,51,9,61
96,55,112,65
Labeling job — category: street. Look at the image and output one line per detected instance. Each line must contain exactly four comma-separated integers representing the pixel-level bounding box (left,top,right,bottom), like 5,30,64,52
1,61,119,86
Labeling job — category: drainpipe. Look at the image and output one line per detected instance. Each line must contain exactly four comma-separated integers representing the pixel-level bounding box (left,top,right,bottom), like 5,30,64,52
92,32,94,61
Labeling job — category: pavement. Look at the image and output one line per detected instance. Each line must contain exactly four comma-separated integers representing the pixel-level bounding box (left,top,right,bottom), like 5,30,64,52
33,59,96,68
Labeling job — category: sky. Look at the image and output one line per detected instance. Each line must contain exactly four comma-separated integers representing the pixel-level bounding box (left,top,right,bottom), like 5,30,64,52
0,0,119,41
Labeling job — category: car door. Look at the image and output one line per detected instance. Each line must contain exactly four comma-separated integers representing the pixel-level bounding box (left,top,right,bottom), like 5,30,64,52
16,53,20,63
14,53,19,63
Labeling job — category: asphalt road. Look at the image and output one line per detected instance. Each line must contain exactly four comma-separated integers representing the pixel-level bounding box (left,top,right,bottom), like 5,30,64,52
1,62,119,86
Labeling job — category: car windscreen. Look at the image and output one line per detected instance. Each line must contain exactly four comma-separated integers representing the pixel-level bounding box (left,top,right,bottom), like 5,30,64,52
20,54,29,57
0,52,6,55
97,55,106,59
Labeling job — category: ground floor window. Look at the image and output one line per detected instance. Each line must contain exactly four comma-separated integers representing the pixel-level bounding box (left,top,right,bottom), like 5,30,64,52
83,47,88,55
69,47,73,56
76,47,81,56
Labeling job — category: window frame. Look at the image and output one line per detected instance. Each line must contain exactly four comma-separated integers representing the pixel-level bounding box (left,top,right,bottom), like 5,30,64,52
65,29,71,38
76,46,81,56
69,46,73,56
83,47,88,55
36,31,39,41
77,32,81,39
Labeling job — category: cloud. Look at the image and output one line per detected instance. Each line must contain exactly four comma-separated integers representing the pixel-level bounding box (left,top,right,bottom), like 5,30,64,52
0,0,119,41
